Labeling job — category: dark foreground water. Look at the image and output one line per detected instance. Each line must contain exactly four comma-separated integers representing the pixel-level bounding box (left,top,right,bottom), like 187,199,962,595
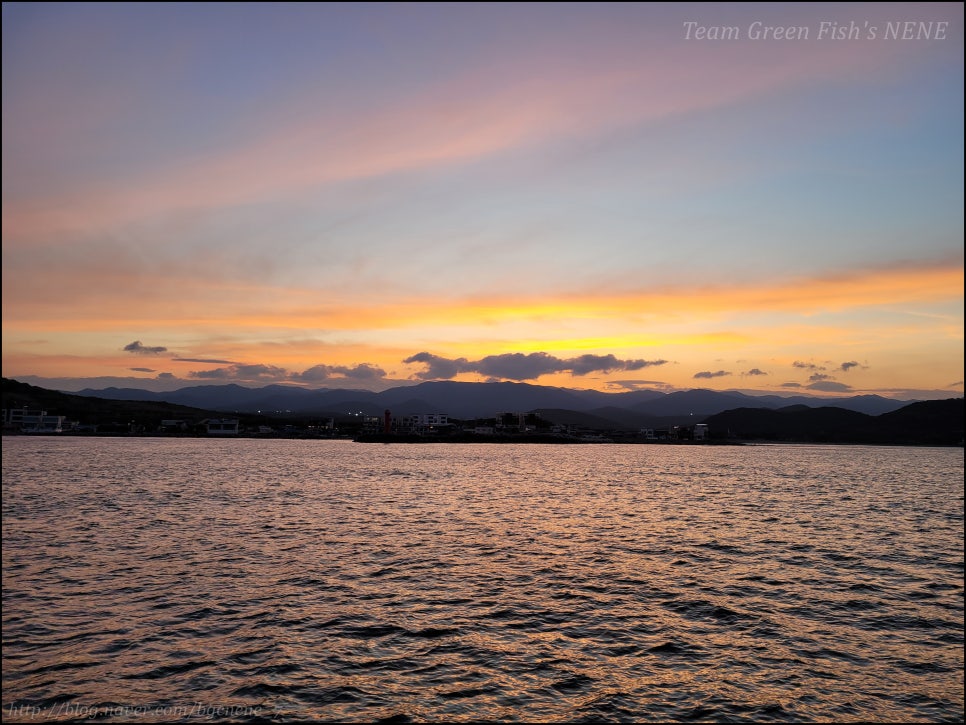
2,438,963,723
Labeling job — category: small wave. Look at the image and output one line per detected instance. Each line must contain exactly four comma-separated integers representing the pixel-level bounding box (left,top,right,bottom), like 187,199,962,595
833,598,881,611
368,567,398,578
822,551,862,564
574,691,639,721
122,659,214,680
646,640,703,657
410,626,459,639
603,643,642,657
482,607,518,620
438,686,492,700
847,582,882,592
550,673,594,692
893,658,955,674
374,714,413,724
230,682,290,698
90,639,138,655
275,575,330,587
795,647,869,665
862,614,955,631
301,616,347,630
340,624,409,639
696,541,747,555
224,647,275,665
662,598,756,624
22,660,101,676
250,662,303,676
296,686,368,705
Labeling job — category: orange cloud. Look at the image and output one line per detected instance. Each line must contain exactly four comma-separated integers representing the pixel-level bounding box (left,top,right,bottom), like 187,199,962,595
263,258,965,334
4,259,960,337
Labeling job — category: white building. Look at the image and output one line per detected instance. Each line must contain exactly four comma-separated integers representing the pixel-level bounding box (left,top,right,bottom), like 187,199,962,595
204,418,240,436
397,413,449,434
3,408,65,433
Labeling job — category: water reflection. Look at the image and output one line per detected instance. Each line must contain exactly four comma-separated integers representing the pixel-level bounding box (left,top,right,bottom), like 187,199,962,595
2,439,963,722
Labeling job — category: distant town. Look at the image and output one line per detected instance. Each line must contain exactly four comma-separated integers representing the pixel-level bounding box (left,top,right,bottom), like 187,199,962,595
2,378,962,446
1,406,712,444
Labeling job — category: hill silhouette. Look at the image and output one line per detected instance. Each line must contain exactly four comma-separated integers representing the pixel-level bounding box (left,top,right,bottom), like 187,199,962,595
703,399,963,446
66,379,912,419
1,378,267,430
3,377,962,445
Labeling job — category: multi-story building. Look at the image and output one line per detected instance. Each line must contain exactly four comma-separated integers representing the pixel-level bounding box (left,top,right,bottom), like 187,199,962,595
2,407,66,432
203,418,240,435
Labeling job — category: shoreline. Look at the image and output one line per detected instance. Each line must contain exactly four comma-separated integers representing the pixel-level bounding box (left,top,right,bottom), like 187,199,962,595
2,432,960,447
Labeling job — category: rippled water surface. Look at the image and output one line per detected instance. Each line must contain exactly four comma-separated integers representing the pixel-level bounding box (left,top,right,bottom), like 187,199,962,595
3,438,963,722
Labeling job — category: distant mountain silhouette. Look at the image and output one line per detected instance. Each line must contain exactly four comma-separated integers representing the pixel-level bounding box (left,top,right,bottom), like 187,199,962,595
68,380,914,419
1,377,245,428
4,377,961,445
531,408,633,431
703,399,963,446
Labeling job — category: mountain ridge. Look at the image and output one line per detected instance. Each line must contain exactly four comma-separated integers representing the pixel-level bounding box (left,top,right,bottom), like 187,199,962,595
703,399,963,446
4,378,961,445
66,379,915,419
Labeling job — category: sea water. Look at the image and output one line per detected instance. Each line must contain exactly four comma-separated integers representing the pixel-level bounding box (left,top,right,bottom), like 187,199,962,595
2,438,963,722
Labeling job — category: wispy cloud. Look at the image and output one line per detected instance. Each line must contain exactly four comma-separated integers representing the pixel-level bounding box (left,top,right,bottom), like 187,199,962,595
693,370,731,379
807,380,853,393
5,4,950,246
7,258,957,335
604,379,675,392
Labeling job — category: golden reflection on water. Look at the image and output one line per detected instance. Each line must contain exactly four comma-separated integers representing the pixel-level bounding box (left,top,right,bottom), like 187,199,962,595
2,439,963,722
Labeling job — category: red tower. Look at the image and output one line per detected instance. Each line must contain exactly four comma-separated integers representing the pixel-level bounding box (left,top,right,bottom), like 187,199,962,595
384,409,392,434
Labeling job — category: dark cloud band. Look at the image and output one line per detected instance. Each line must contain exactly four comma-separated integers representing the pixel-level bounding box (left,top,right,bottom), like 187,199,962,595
403,351,668,381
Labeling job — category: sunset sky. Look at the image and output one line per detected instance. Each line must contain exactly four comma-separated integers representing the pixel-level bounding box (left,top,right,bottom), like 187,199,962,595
3,3,963,399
